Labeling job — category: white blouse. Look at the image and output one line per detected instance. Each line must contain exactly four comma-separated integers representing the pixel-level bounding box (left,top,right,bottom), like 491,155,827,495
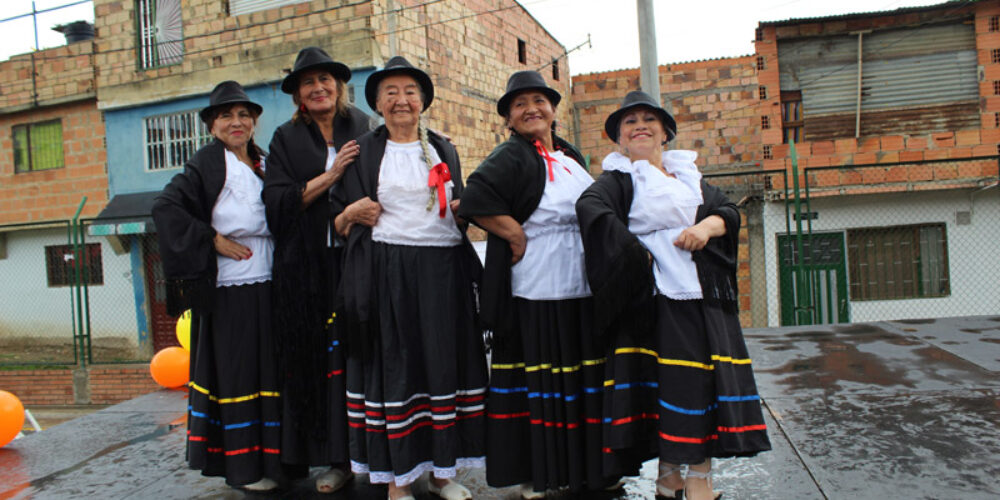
326,145,338,247
371,140,462,247
511,150,594,300
211,149,274,287
602,150,704,300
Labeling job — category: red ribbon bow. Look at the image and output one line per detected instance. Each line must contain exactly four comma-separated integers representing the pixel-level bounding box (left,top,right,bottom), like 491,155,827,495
533,140,571,181
428,162,451,218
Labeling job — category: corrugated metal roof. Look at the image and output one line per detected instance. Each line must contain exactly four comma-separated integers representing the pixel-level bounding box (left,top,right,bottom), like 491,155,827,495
759,0,973,27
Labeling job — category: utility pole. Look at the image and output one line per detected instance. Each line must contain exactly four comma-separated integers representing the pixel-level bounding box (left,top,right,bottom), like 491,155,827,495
637,0,660,105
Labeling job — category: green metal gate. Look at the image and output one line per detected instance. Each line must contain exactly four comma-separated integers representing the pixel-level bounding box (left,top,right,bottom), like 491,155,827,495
777,232,850,325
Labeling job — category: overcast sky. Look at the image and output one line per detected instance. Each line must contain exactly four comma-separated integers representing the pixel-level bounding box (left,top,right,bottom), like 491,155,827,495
2,0,946,74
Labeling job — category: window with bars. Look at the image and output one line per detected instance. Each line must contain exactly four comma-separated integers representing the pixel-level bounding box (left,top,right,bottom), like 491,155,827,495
144,109,213,170
137,0,184,69
762,145,772,160
45,244,103,287
847,223,949,301
994,81,1000,95
995,112,1000,128
990,15,1000,32
758,86,767,100
761,115,770,129
756,56,765,71
13,120,64,173
781,91,803,143
755,27,764,41
992,48,1000,64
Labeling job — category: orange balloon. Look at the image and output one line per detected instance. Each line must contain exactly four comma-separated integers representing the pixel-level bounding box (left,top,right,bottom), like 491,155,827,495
0,390,25,448
149,346,190,389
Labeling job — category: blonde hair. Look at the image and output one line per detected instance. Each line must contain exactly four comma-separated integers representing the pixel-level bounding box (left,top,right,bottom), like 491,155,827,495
291,77,349,124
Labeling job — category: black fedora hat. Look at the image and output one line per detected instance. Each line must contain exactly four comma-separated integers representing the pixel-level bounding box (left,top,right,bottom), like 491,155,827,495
496,70,561,117
364,56,434,112
199,80,263,124
280,46,352,94
604,90,677,143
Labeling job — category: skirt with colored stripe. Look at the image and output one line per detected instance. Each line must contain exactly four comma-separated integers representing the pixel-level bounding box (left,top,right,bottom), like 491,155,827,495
346,242,488,486
186,281,284,486
603,296,771,469
280,247,350,468
486,297,610,492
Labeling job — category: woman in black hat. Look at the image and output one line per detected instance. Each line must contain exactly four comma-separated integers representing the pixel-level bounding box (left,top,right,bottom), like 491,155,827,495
576,90,771,500
152,80,282,491
337,56,486,500
457,70,612,498
261,46,374,493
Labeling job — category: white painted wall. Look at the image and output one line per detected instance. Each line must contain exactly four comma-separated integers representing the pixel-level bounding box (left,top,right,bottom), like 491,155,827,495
762,188,1000,326
0,228,140,343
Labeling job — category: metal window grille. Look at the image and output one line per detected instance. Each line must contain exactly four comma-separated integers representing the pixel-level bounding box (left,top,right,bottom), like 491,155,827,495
143,110,212,170
761,115,770,129
995,112,1000,128
992,48,1000,64
756,56,765,71
847,223,950,301
990,16,1000,32
755,27,764,41
759,86,767,100
763,145,772,159
137,0,184,69
45,243,103,287
12,120,64,173
995,81,1000,96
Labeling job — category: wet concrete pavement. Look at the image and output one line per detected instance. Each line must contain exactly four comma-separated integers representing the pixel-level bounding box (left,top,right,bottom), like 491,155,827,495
2,316,998,499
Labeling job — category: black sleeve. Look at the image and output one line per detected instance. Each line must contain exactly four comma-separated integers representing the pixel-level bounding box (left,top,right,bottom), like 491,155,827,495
151,162,216,316
456,145,517,220
698,180,741,270
262,125,306,243
576,172,654,339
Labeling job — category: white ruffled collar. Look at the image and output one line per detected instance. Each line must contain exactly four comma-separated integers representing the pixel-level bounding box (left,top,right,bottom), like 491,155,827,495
602,150,700,175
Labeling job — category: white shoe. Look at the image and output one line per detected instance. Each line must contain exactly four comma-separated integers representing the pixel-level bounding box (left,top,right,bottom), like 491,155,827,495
316,467,354,493
428,478,473,500
241,477,278,491
520,483,546,499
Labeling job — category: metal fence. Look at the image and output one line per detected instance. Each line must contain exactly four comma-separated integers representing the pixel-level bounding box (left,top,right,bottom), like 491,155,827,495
1,156,998,366
709,155,1000,328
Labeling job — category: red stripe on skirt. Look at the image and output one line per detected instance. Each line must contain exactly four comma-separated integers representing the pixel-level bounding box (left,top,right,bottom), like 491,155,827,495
488,412,531,419
718,424,767,433
659,431,719,444
388,419,434,439
610,413,659,426
385,403,430,421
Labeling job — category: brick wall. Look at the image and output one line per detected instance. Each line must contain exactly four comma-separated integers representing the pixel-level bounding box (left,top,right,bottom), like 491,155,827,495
0,365,161,405
0,369,74,405
572,56,760,174
0,42,96,111
0,100,108,224
89,366,162,405
94,0,378,108
756,0,999,181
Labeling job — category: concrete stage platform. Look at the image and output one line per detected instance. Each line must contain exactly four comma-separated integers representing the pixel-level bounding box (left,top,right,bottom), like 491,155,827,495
2,316,998,499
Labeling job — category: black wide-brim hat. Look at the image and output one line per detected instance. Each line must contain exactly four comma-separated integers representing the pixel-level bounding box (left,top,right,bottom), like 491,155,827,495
604,90,677,143
280,46,352,94
364,56,434,112
199,80,263,123
496,70,561,117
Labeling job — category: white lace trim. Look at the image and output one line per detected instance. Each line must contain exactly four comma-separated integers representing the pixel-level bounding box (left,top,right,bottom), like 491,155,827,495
351,456,485,486
216,275,271,288
661,290,703,301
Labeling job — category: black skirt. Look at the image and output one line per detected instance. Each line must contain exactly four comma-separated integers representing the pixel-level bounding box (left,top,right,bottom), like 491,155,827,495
346,242,488,486
486,297,610,492
186,282,285,486
603,296,771,469
280,246,350,468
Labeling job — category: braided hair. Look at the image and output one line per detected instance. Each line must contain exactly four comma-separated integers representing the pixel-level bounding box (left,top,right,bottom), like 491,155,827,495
417,117,440,211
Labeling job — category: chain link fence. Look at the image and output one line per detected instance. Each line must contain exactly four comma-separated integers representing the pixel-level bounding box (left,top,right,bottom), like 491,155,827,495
710,155,1000,328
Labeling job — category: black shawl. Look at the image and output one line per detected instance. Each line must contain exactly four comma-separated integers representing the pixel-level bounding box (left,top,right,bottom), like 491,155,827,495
261,105,372,435
151,139,228,317
338,126,482,351
456,133,586,338
576,170,741,340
